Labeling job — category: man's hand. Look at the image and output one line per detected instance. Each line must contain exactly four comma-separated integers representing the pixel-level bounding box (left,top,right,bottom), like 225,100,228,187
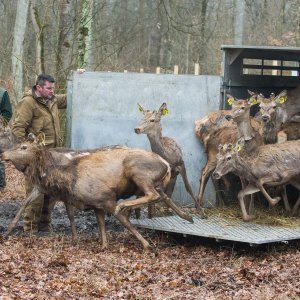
76,69,86,74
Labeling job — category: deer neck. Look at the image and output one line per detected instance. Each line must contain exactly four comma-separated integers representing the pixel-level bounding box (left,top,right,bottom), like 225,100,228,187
262,113,282,144
233,155,256,182
236,114,254,141
147,128,166,156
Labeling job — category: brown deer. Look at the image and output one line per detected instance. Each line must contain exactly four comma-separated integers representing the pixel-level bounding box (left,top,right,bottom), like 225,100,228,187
232,92,300,211
134,103,199,211
195,110,238,208
2,134,193,250
251,90,300,144
213,140,300,221
195,96,261,209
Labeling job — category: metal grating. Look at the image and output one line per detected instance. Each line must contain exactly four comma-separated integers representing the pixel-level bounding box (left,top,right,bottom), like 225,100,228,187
131,215,300,244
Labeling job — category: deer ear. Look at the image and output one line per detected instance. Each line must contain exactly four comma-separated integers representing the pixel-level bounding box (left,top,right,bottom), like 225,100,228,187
248,96,258,106
159,102,169,116
37,132,46,146
247,91,258,106
138,103,145,113
256,93,264,104
275,90,287,104
226,94,234,106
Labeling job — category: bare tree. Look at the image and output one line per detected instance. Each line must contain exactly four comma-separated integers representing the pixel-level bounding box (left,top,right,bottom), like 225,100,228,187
11,0,30,103
234,0,245,45
30,0,45,75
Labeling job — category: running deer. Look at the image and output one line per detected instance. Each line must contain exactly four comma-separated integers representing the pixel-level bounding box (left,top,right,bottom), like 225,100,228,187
213,140,300,221
195,97,261,209
2,134,193,249
135,103,199,211
225,94,295,212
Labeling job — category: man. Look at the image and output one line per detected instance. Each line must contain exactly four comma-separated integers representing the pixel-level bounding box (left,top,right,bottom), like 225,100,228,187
12,74,67,233
0,86,12,189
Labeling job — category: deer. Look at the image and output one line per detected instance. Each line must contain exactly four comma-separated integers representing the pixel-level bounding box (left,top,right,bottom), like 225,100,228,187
194,98,261,209
213,139,300,221
224,93,299,213
2,134,193,250
134,102,201,215
251,90,300,144
0,125,101,238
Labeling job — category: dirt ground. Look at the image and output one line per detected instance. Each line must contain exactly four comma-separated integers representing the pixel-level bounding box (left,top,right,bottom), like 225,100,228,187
1,163,300,299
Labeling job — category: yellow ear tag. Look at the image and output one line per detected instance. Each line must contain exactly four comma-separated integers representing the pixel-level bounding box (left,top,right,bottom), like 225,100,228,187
227,98,233,106
237,144,241,152
138,106,143,112
251,97,257,105
279,96,287,104
162,108,169,116
38,132,46,146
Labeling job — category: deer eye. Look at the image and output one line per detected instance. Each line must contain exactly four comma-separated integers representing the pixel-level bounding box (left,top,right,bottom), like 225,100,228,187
241,107,245,110
273,106,277,109
150,119,155,122
21,145,27,150
226,156,231,161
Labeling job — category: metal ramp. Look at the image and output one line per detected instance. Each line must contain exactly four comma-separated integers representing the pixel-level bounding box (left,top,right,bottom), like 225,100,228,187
131,214,300,244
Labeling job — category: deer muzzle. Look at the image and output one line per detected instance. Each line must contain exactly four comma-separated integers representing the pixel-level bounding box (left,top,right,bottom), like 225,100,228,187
134,128,141,134
262,115,270,123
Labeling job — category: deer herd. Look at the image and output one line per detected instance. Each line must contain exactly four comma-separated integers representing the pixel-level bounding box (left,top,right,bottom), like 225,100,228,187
1,86,300,249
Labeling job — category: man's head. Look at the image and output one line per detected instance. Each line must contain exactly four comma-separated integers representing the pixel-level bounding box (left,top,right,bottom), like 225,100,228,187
35,74,55,100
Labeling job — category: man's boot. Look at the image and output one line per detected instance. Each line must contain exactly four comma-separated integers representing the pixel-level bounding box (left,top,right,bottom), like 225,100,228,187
23,193,44,234
39,195,55,232
0,161,6,189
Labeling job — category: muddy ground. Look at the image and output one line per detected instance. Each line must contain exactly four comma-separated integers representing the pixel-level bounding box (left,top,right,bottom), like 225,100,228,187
1,163,300,299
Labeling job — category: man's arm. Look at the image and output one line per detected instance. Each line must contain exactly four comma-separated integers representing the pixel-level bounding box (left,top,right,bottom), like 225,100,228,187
0,91,12,121
11,100,34,140
56,94,67,109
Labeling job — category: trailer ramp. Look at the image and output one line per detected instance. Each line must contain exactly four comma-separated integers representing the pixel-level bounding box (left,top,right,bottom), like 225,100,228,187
131,214,300,245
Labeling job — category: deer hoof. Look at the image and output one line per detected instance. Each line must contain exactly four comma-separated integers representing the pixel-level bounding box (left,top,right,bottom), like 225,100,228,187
270,197,281,206
242,214,256,222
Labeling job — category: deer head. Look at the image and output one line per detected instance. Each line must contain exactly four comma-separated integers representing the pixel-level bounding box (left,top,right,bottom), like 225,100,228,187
255,90,287,124
134,102,169,135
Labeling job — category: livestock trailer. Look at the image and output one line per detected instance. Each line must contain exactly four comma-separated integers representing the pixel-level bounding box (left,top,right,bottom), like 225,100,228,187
220,45,300,108
132,45,300,245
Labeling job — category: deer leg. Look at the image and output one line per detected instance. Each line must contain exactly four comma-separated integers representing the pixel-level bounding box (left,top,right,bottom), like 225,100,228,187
240,178,254,214
257,171,300,207
256,179,282,207
115,187,161,215
177,164,197,207
212,177,228,207
5,186,41,238
165,175,177,198
280,186,292,212
65,203,77,240
162,196,194,223
197,162,214,209
291,196,300,216
238,184,260,221
112,209,150,250
94,209,107,250
288,179,300,216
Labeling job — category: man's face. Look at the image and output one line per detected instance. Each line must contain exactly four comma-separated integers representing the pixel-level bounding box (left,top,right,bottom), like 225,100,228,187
36,81,54,100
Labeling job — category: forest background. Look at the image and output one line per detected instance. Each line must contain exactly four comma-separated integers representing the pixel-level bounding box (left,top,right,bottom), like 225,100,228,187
1,0,300,113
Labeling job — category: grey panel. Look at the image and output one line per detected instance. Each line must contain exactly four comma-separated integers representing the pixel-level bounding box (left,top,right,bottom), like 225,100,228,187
131,215,300,244
67,72,221,206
